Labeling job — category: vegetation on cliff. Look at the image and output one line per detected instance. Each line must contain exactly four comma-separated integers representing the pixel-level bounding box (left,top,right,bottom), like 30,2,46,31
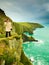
0,9,44,65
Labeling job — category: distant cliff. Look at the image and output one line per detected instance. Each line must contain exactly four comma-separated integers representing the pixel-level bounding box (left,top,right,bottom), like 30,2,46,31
0,9,44,65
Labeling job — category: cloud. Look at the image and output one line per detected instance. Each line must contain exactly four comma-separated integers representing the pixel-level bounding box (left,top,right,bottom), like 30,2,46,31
0,0,35,21
0,0,49,23
43,3,49,12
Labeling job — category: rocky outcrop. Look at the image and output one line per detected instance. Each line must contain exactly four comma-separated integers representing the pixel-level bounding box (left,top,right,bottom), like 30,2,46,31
22,33,38,42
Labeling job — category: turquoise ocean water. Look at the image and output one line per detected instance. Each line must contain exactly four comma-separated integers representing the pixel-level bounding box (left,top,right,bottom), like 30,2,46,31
22,24,49,65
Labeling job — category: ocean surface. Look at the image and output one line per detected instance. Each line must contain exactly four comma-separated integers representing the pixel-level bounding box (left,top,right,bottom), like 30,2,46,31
22,24,49,65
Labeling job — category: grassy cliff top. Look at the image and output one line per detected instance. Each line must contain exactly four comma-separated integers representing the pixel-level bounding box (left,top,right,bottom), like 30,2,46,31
0,8,44,42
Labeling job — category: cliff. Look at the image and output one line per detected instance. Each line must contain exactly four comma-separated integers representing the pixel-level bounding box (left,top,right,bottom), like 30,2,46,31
0,9,44,65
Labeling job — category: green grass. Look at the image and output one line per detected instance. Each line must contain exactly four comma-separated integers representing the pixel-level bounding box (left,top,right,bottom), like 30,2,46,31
20,50,32,65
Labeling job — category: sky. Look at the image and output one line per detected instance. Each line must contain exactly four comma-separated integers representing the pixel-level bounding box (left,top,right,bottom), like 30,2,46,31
0,0,49,24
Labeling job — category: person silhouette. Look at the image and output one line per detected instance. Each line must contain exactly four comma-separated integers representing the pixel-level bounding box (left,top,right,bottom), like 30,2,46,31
4,18,12,37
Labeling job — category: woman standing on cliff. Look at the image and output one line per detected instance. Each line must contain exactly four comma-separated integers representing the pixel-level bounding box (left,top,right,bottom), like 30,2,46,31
4,18,12,37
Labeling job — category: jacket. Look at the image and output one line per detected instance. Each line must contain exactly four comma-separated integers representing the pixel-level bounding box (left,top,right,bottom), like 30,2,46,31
4,21,12,32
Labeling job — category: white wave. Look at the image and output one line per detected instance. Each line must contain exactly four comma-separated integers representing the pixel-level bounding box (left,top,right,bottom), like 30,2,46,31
34,39,44,44
23,41,29,44
30,56,35,62
37,40,44,44
37,60,41,65
37,59,45,65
